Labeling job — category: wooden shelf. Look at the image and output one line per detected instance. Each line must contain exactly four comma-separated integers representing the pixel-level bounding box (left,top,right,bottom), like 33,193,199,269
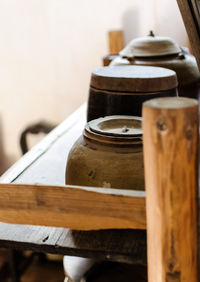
0,103,146,264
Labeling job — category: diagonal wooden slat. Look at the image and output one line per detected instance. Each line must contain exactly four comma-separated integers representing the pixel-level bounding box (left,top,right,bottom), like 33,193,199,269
177,0,200,69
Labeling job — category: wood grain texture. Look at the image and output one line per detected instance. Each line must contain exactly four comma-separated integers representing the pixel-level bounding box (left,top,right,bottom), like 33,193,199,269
143,97,199,282
0,183,146,230
177,0,200,70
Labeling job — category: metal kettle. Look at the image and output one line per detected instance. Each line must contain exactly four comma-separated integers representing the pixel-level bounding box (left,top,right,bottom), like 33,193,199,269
111,31,200,99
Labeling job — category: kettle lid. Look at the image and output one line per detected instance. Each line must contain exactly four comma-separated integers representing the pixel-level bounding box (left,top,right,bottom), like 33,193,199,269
120,31,182,58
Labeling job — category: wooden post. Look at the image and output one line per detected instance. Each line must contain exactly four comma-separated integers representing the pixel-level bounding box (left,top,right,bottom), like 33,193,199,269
176,0,200,70
142,97,199,282
108,30,124,54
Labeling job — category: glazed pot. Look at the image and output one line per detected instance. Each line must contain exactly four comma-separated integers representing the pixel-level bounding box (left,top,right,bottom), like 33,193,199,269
65,116,144,190
111,32,200,99
87,65,178,121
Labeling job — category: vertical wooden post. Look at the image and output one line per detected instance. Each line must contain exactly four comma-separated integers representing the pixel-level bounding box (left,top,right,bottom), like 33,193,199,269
142,97,199,282
108,30,124,54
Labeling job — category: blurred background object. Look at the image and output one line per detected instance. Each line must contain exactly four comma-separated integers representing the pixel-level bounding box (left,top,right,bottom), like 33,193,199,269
110,32,200,98
0,0,188,171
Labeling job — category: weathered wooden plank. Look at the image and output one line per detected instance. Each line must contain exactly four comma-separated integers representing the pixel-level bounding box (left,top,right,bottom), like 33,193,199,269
56,229,146,264
0,223,146,264
0,183,146,230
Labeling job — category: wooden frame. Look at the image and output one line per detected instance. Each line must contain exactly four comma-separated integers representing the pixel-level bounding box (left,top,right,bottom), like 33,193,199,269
0,104,146,231
177,0,200,69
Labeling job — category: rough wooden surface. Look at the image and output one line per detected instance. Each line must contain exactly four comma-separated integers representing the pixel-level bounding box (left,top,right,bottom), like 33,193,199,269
0,183,146,230
177,0,200,70
90,65,178,92
143,97,199,282
0,223,146,264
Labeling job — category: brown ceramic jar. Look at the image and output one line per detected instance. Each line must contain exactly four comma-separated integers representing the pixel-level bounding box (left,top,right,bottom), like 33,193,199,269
87,65,178,121
111,32,200,99
65,116,144,190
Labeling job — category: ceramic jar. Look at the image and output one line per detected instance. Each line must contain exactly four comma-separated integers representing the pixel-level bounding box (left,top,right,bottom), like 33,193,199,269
87,65,178,121
111,32,200,99
65,116,144,190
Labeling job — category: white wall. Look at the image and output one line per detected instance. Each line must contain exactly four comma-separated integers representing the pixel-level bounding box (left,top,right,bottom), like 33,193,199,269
155,0,188,46
0,0,187,172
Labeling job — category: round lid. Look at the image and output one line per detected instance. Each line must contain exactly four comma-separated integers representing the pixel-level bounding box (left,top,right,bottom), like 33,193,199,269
119,32,182,58
90,65,178,92
88,116,142,137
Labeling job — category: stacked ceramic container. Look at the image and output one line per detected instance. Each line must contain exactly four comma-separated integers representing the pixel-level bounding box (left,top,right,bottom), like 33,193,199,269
66,62,178,190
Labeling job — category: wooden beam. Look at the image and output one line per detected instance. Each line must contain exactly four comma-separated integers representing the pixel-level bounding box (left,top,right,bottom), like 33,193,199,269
0,183,146,230
177,0,200,70
143,97,199,282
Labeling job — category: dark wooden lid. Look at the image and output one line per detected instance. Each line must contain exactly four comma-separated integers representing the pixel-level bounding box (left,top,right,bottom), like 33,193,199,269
90,66,178,92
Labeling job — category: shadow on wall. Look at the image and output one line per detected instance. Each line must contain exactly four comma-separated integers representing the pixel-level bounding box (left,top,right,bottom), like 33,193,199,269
121,6,140,45
0,115,15,175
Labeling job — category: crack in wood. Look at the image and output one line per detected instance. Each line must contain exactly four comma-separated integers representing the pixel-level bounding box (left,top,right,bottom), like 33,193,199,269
166,271,180,281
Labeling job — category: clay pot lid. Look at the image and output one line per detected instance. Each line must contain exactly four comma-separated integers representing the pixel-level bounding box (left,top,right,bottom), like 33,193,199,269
119,31,182,58
88,116,142,137
90,65,178,92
